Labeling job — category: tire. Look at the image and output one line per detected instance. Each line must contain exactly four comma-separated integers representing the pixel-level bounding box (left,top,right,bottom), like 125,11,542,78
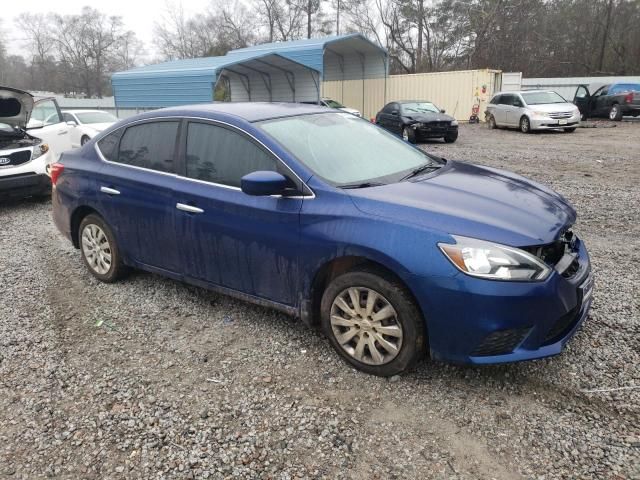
320,269,426,377
487,114,497,129
608,104,623,121
563,128,577,133
519,116,532,133
444,132,458,143
580,113,588,121
80,135,91,146
79,213,127,283
402,126,416,144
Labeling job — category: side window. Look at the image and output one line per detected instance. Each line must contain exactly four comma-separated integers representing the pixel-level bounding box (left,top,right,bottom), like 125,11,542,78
382,103,394,114
512,95,524,107
490,95,501,104
498,95,511,105
594,87,608,97
29,99,62,127
185,122,277,188
97,129,124,161
117,121,179,173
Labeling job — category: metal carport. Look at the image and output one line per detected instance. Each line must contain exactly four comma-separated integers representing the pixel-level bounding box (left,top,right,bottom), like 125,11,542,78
111,34,388,111
112,52,321,110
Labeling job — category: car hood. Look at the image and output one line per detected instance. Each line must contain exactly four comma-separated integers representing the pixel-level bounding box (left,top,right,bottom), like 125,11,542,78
402,111,454,123
0,86,34,129
526,102,577,113
348,161,576,247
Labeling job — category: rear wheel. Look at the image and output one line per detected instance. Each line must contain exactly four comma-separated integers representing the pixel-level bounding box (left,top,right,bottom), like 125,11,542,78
402,126,416,144
79,214,126,283
609,104,623,121
563,127,577,133
487,114,497,129
519,116,532,133
320,269,426,377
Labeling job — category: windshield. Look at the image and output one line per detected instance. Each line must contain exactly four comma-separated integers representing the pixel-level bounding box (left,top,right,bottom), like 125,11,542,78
258,113,442,186
75,111,118,124
323,99,345,109
401,102,440,114
521,91,567,105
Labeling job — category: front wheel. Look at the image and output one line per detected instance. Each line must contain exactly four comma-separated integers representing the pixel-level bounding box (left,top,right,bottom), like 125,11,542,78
320,269,426,377
609,104,623,121
79,214,127,283
519,116,532,133
563,127,577,133
80,135,91,146
487,114,497,129
402,126,416,144
444,132,458,143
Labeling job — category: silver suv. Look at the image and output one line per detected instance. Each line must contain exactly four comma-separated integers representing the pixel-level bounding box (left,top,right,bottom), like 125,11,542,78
486,90,581,133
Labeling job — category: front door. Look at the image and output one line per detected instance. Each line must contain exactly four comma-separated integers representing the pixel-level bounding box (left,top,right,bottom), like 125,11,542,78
573,85,591,118
27,99,72,160
174,120,303,306
94,120,181,273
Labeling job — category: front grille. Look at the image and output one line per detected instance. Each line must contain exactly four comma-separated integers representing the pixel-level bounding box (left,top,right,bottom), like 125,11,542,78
543,302,581,345
472,326,531,356
547,111,573,119
0,149,32,168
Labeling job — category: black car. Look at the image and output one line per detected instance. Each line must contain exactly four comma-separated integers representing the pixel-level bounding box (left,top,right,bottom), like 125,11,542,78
573,83,640,121
375,100,458,144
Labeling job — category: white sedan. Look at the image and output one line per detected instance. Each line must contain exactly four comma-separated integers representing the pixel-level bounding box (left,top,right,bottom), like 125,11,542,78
62,110,118,147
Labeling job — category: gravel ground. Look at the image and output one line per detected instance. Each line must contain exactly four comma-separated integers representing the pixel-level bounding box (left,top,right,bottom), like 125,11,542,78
1,120,638,479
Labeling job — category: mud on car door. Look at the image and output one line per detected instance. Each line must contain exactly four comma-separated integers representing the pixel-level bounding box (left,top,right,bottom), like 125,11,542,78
573,85,591,120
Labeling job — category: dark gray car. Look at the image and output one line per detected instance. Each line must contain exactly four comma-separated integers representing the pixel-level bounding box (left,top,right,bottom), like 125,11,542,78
375,100,459,144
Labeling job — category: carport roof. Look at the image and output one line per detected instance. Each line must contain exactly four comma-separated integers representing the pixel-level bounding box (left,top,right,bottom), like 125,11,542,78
111,52,319,80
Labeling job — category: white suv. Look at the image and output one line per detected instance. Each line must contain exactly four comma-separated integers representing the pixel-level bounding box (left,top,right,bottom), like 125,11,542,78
0,87,74,198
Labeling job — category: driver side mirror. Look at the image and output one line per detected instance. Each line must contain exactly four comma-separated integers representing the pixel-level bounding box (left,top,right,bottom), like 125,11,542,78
390,109,398,116
241,171,288,196
67,120,78,127
440,109,446,113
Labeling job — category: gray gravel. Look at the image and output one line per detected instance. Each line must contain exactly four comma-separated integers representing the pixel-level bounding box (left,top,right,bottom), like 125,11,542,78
1,121,639,479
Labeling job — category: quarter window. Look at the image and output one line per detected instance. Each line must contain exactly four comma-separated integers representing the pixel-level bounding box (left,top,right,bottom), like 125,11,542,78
185,122,276,187
97,129,124,162
117,121,179,173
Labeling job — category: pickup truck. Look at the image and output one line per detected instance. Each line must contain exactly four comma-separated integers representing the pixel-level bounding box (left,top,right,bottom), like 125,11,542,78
573,83,640,121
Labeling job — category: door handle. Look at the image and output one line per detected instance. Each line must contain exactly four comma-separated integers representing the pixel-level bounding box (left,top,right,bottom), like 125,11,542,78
176,203,204,214
100,186,120,195
58,130,68,135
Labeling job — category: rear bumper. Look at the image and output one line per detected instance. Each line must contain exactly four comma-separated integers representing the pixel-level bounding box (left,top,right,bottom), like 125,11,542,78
0,173,50,198
410,237,592,365
621,104,640,114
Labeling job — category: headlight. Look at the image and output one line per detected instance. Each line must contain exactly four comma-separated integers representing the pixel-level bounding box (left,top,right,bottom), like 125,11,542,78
451,120,459,126
531,111,549,118
438,235,551,281
31,143,49,161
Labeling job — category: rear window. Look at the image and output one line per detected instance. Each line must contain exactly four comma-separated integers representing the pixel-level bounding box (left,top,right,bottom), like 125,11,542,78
609,84,640,94
116,121,179,173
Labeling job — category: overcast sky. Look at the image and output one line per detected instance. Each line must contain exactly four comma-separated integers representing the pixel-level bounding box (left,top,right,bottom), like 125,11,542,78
2,0,212,60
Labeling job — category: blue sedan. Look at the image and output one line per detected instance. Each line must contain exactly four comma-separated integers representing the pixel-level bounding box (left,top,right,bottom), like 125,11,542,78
51,103,593,377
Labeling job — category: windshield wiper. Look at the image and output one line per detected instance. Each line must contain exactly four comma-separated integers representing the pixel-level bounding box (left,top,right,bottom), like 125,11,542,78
401,163,441,181
338,181,387,189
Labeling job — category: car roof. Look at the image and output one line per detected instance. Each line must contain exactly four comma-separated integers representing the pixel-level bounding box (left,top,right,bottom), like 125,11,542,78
393,100,435,104
152,102,333,122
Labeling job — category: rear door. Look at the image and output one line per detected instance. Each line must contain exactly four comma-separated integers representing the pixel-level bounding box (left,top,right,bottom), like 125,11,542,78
573,85,591,118
506,94,525,125
94,119,182,273
173,120,304,305
27,99,72,160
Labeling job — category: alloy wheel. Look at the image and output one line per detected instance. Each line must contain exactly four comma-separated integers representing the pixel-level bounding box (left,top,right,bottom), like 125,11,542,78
402,128,409,141
81,224,112,275
609,106,618,120
520,117,530,133
330,287,403,365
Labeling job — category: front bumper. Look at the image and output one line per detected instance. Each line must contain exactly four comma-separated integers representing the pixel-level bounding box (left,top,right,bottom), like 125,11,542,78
413,124,458,138
410,237,592,364
530,114,580,130
0,172,50,198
